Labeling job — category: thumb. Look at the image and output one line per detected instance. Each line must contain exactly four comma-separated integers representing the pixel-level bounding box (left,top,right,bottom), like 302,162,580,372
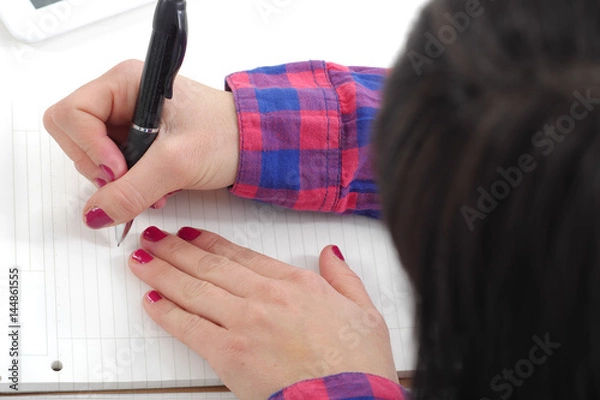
82,145,181,228
319,246,375,309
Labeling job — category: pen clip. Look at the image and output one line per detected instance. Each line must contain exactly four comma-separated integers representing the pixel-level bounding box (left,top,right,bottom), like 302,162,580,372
162,3,187,99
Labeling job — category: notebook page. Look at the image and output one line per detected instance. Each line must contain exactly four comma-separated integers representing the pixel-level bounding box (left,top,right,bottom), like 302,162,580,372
0,98,415,393
13,392,238,400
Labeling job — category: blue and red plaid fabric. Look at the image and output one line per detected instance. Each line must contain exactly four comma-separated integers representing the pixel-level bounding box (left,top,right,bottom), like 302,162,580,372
268,372,407,400
225,60,387,218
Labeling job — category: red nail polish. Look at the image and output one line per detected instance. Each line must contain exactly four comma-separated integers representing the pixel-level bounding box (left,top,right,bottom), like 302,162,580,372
147,291,162,303
95,178,107,188
177,227,202,241
100,164,115,181
85,207,114,229
143,226,168,242
332,246,345,261
132,249,153,264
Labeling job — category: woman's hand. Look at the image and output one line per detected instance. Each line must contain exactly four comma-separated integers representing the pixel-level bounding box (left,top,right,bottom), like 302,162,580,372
44,60,240,229
129,226,398,400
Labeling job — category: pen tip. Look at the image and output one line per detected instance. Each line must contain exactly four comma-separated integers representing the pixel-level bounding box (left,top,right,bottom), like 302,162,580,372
115,220,134,247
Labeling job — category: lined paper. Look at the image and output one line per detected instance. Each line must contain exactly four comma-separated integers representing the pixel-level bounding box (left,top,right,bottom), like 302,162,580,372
0,99,415,394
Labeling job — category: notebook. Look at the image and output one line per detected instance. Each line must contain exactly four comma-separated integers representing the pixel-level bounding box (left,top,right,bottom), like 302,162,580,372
20,392,238,400
0,95,416,394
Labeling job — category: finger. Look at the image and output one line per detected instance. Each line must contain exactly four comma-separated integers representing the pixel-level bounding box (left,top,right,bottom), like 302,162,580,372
46,60,144,181
43,107,105,183
151,196,168,210
141,290,226,363
151,189,180,210
82,141,184,228
319,245,376,309
175,227,298,280
138,227,266,298
130,249,242,326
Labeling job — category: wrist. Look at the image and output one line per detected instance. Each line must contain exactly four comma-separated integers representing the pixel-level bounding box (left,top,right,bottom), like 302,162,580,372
219,90,240,187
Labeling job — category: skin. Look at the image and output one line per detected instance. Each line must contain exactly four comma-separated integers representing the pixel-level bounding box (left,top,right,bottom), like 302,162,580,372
43,60,398,398
44,59,240,223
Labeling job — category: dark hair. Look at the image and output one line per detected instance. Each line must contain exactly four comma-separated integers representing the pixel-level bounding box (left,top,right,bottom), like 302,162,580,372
375,0,600,398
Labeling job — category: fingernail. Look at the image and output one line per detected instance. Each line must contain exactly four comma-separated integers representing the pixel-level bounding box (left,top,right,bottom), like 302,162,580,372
100,164,115,181
132,249,153,264
332,246,345,262
177,227,202,241
143,226,168,242
85,207,114,229
95,178,107,188
147,291,163,303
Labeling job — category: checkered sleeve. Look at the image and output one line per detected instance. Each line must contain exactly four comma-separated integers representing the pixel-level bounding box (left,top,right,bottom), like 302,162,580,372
268,372,408,400
225,61,387,218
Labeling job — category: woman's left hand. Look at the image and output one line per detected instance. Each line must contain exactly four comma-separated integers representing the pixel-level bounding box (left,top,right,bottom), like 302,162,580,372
129,226,398,400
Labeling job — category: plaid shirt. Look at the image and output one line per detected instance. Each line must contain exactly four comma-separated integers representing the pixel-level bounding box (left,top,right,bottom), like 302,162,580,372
226,60,386,218
268,373,407,400
226,62,405,399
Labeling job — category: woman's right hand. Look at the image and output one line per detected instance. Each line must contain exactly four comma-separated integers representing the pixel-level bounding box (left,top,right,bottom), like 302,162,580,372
44,60,240,229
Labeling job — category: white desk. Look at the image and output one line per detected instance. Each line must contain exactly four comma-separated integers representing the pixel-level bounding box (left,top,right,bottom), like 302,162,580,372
0,1,426,100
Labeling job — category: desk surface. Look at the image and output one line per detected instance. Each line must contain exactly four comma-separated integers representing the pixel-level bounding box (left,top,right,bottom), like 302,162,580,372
0,1,426,398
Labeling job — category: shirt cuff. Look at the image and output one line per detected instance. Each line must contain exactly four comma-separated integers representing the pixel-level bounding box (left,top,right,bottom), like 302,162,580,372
225,60,383,217
268,372,407,400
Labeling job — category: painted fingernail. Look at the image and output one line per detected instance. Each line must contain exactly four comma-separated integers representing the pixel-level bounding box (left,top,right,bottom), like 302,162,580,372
177,227,202,241
147,291,163,303
100,164,115,181
132,249,153,264
332,246,345,261
95,178,107,188
85,207,114,229
143,226,168,242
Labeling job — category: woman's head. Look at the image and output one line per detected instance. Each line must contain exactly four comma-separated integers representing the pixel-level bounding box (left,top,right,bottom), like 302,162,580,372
375,0,600,398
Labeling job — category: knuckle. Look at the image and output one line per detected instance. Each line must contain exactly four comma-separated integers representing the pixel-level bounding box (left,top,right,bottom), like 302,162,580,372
246,303,275,328
202,233,231,254
111,178,150,218
290,268,320,287
193,253,228,275
222,333,251,357
180,279,214,303
179,314,204,340
161,238,189,262
231,247,261,266
257,281,291,307
72,157,90,176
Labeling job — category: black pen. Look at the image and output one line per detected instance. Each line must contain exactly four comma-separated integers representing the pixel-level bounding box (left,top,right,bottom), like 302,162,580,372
115,0,188,246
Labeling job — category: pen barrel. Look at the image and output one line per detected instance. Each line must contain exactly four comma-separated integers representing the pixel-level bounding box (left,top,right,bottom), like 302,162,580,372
132,32,172,128
122,0,187,171
123,32,173,169
121,126,159,169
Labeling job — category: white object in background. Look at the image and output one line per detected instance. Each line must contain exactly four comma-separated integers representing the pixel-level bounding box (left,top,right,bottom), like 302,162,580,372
0,0,154,43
